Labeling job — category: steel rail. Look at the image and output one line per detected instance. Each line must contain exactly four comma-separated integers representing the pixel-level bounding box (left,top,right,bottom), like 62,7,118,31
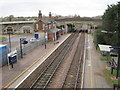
29,33,74,89
74,33,85,89
43,33,78,89
30,33,78,89
43,34,76,89
61,33,85,89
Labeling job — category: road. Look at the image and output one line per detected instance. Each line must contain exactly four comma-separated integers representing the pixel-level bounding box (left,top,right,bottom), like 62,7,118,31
1,34,34,52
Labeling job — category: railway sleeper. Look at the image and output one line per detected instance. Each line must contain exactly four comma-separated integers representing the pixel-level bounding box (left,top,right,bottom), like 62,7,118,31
16,33,78,88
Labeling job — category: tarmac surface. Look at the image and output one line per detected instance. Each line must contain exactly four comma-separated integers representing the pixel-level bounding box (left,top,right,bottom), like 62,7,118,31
1,34,33,51
1,34,70,88
84,34,112,88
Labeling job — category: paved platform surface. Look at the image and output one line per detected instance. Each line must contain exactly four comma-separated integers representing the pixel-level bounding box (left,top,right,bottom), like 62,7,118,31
84,34,112,88
1,34,70,88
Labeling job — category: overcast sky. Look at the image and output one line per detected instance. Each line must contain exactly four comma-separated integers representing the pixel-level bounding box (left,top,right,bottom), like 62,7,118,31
0,0,119,17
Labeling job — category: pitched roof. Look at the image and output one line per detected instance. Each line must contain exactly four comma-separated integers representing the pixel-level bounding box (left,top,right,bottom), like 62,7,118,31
38,18,55,23
47,28,60,34
98,44,112,52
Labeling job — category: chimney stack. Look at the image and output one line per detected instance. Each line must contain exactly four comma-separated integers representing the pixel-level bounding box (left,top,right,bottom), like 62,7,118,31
49,12,52,18
38,10,42,19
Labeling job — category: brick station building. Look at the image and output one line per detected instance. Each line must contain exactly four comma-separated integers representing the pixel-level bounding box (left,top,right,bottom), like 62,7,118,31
33,10,64,41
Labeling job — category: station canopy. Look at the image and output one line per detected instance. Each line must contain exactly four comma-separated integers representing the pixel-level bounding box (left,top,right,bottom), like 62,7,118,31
47,28,61,34
98,44,112,52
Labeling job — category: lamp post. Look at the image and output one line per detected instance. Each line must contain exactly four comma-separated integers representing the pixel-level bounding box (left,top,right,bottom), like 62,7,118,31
44,31,46,49
7,29,13,70
19,38,28,58
7,29,13,53
110,47,120,79
20,38,23,58
20,38,28,58
94,29,98,49
8,32,11,52
116,49,120,79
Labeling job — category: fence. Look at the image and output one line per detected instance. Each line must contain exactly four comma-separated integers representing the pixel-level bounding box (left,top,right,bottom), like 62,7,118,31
16,38,47,59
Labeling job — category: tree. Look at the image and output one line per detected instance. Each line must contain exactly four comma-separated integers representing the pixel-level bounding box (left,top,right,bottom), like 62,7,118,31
7,15,14,21
101,2,120,46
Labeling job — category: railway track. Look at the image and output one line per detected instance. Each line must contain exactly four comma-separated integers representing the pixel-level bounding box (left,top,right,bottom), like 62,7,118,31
61,33,85,88
30,33,79,89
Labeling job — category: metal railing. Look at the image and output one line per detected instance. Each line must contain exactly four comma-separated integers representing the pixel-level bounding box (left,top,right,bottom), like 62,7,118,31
16,38,46,59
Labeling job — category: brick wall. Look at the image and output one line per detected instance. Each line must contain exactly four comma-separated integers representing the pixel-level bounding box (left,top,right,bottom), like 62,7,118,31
34,21,43,31
61,30,64,35
48,33,54,41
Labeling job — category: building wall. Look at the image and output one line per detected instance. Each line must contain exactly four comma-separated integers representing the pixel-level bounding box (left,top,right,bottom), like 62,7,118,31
61,30,64,35
48,33,54,41
34,20,57,32
20,26,34,33
34,32,45,39
34,21,43,31
1,23,34,34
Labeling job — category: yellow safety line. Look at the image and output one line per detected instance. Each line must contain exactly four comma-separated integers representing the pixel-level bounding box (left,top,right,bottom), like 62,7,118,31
4,35,70,88
3,50,49,88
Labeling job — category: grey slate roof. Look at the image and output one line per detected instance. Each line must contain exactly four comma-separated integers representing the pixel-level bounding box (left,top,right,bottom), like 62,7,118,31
0,21,35,25
98,44,112,52
38,18,55,23
47,28,61,34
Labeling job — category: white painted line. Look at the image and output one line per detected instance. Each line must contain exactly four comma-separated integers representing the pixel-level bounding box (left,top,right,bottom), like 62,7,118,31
81,34,87,88
14,34,71,88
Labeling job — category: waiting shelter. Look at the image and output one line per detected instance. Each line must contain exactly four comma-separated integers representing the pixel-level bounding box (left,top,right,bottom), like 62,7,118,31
98,44,112,56
98,44,118,69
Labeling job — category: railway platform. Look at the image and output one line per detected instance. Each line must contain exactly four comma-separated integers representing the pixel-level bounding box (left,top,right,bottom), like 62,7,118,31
83,34,112,88
1,34,71,89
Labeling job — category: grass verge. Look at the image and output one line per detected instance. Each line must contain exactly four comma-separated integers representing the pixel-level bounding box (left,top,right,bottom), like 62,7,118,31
100,56,108,61
0,37,6,40
104,69,118,85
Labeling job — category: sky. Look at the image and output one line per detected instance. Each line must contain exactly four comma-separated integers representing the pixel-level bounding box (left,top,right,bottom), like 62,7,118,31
0,0,119,17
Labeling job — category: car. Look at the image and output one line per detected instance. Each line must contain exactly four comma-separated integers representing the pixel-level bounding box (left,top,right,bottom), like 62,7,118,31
101,51,107,56
29,38,36,43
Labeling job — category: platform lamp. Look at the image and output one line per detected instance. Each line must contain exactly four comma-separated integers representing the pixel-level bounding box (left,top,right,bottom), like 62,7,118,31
20,38,28,58
44,30,47,49
44,25,48,49
110,47,120,79
7,28,13,53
